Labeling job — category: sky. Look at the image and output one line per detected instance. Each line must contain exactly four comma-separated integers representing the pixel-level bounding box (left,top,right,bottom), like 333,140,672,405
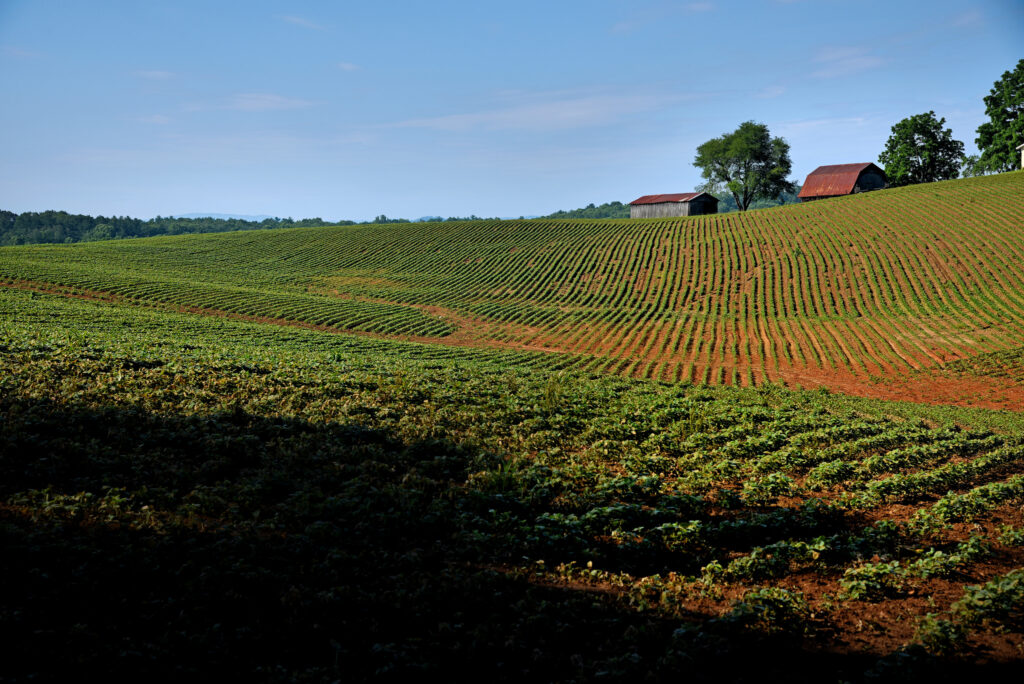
1,1,1021,221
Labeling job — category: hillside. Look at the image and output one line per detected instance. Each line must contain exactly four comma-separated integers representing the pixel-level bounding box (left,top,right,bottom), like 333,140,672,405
4,287,1024,680
4,174,1024,680
3,171,1024,407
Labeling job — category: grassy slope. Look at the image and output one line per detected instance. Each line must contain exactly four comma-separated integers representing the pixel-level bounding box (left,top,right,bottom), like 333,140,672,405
2,172,1024,403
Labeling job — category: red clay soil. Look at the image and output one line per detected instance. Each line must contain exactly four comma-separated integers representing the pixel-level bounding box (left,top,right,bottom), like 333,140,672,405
775,363,1024,412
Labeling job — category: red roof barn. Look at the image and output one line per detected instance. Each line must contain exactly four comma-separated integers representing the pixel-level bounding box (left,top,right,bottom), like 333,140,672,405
629,192,719,218
797,163,887,201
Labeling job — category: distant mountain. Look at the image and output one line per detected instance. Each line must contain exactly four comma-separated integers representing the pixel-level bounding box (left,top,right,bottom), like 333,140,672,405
172,213,277,221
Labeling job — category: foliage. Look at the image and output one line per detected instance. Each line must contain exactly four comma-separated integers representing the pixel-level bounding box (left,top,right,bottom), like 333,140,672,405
724,587,811,634
0,210,359,246
5,172,1024,396
914,615,967,655
915,568,1024,655
839,561,904,600
2,288,1024,678
693,121,795,211
974,59,1024,174
953,568,1024,628
945,345,1024,384
877,111,965,187
997,524,1024,546
959,154,988,178
544,201,630,219
715,186,801,213
0,209,514,247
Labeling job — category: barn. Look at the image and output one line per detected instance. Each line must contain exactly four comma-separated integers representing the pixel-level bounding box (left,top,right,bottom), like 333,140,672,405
629,192,719,219
797,163,887,201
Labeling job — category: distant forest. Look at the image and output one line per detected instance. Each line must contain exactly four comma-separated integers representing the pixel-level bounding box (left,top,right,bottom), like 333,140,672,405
3,190,802,246
543,188,803,219
0,211,356,246
0,211,511,246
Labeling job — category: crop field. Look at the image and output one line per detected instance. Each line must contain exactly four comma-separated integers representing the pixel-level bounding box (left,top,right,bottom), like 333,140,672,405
3,172,1024,680
3,288,1024,681
3,172,1024,409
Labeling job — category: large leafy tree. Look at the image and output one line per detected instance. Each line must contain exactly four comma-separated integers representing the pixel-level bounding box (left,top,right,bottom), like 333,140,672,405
693,121,794,212
975,59,1024,174
877,111,964,187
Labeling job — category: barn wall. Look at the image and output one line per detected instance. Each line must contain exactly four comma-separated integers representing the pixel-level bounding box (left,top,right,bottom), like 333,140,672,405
630,202,691,219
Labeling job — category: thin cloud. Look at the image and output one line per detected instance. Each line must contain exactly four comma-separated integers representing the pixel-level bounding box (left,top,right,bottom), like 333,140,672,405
755,85,786,99
280,15,325,30
775,116,870,135
613,2,715,33
392,93,685,133
337,62,360,72
135,70,175,80
811,46,884,79
2,46,40,58
226,93,315,111
950,10,983,28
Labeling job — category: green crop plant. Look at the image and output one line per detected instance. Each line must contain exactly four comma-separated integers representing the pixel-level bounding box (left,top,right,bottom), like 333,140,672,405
997,524,1024,546
839,561,905,600
723,586,812,634
914,614,968,654
740,472,796,505
3,172,1024,389
951,568,1024,629
3,265,1024,680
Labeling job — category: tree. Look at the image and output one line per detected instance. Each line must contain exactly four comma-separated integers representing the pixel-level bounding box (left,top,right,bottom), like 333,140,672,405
877,111,964,187
975,59,1024,174
693,121,794,212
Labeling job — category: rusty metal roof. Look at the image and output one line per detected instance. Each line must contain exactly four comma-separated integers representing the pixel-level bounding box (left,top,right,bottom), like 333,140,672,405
797,163,885,199
630,192,716,205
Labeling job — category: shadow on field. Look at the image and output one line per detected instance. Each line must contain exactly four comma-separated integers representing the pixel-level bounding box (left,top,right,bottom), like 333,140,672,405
2,397,1022,683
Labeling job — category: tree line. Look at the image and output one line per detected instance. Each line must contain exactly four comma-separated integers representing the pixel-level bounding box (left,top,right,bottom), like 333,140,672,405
0,212,360,247
0,211,528,246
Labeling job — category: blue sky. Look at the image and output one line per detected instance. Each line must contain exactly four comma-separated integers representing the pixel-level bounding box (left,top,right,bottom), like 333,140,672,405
1,1,1021,220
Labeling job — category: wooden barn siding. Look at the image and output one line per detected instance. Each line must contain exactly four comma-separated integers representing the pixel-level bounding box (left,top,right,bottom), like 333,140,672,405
626,201,692,218
630,200,718,218
630,202,692,219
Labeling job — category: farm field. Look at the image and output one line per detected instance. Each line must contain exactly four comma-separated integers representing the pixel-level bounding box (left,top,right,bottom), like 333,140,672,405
3,172,1024,681
3,287,1024,681
3,171,1024,409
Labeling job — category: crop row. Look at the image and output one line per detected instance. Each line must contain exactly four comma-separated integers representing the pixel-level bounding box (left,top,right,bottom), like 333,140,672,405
4,287,1024,677
2,173,1024,386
